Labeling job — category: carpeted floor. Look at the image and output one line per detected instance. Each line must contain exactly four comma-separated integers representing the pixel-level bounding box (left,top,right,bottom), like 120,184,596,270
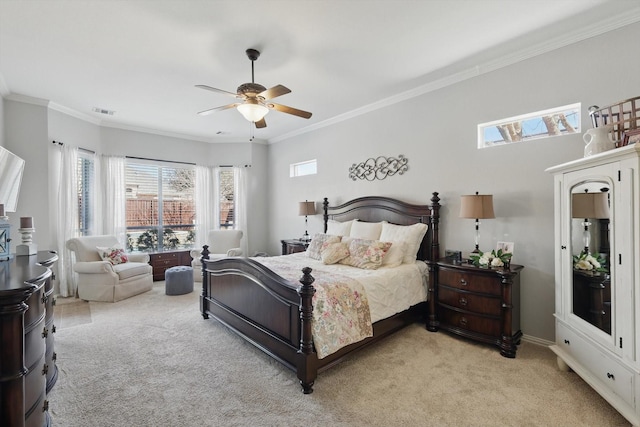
49,282,630,427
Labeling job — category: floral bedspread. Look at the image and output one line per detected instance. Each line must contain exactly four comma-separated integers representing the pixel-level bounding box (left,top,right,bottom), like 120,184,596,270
256,256,373,359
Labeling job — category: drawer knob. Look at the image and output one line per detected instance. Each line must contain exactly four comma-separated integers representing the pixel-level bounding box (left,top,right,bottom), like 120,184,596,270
43,400,49,412
42,327,49,338
564,339,570,345
460,317,468,327
52,324,57,334
459,297,468,306
607,372,615,380
460,279,467,286
42,364,49,375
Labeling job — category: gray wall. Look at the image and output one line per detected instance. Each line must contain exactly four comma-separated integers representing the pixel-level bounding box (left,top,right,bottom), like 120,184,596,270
266,23,640,342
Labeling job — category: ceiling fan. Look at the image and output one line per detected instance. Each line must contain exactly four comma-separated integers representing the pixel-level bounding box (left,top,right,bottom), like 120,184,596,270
196,48,312,128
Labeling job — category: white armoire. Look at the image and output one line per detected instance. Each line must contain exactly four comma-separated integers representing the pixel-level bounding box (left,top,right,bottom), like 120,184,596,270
547,143,640,425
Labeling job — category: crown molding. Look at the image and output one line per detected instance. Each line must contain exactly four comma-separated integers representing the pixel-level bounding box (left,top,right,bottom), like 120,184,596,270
4,92,50,107
49,101,102,125
269,10,640,144
99,120,254,144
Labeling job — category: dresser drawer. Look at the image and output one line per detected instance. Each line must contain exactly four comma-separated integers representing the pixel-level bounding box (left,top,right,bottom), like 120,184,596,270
24,353,46,419
24,318,46,369
24,283,45,329
557,322,635,407
438,306,501,337
438,286,501,316
439,268,500,296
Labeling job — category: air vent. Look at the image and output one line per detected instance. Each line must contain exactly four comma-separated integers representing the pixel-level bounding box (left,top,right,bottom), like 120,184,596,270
92,107,115,115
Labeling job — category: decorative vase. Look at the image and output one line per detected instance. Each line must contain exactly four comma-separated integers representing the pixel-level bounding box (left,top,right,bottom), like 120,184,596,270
583,125,615,157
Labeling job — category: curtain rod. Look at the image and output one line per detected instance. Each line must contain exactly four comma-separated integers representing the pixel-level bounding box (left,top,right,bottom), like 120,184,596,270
126,156,195,166
52,140,96,154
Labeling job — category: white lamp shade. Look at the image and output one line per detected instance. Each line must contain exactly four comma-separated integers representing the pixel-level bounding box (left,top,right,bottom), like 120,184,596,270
237,102,269,122
572,192,609,219
459,194,495,219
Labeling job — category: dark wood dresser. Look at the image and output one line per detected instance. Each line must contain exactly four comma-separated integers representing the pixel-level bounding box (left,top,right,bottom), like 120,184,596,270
0,250,58,427
149,250,192,281
281,239,309,255
430,259,523,358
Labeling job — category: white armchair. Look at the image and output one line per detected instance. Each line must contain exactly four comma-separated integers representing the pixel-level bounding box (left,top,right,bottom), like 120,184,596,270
191,229,243,282
66,235,153,302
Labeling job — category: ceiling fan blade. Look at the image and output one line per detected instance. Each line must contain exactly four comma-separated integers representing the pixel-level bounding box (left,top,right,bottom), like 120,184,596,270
268,103,312,119
197,103,240,116
255,118,267,128
259,85,291,100
195,85,239,98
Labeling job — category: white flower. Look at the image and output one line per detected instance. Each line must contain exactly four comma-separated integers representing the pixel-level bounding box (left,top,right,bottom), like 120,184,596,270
575,259,593,270
585,255,600,269
479,254,491,266
491,257,504,267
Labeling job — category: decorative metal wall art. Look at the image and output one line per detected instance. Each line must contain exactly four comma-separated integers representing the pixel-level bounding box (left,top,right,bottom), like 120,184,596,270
349,154,409,181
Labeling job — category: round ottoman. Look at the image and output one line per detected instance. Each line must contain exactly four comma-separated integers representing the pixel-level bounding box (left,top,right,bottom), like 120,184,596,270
165,266,194,295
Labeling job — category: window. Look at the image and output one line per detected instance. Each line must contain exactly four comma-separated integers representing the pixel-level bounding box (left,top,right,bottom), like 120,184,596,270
76,152,95,236
290,159,317,177
125,159,195,252
218,168,236,229
478,103,581,148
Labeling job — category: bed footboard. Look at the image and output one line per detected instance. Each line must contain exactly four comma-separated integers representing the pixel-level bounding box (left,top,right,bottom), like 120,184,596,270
200,246,319,393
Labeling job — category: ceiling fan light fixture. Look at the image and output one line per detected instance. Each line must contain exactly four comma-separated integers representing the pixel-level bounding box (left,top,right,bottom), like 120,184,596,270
237,102,269,123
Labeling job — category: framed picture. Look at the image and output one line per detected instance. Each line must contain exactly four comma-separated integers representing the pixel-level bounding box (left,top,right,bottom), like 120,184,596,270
496,241,514,254
621,129,640,147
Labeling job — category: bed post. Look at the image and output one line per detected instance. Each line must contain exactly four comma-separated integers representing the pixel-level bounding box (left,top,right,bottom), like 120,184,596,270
427,192,440,332
297,267,317,394
323,197,329,233
200,245,210,320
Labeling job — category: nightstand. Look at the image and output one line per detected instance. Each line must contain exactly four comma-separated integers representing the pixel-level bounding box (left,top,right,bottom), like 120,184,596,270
281,239,309,255
430,259,524,358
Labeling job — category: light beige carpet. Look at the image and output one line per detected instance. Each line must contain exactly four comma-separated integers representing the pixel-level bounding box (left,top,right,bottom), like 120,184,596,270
49,283,630,427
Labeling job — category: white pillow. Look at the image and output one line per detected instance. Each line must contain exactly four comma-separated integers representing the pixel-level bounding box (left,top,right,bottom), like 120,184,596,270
379,222,428,264
326,219,355,236
349,221,383,241
381,241,406,268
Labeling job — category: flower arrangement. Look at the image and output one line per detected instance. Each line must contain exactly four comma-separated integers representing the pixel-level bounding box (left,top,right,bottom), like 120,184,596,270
469,249,512,268
573,252,607,272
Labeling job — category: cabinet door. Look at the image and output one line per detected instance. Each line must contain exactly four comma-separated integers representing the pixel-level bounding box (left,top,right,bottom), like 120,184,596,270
562,162,631,359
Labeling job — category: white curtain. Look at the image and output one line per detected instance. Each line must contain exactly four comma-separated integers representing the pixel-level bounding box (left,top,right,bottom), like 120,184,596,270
55,144,79,297
234,166,249,256
100,155,126,245
194,165,219,249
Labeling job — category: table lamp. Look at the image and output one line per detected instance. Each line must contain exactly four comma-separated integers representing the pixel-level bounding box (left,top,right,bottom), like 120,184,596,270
298,200,316,242
572,190,609,255
460,192,495,253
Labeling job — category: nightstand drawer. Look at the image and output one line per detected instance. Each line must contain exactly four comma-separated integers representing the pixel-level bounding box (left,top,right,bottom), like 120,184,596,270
439,268,500,296
438,286,501,316
438,306,501,337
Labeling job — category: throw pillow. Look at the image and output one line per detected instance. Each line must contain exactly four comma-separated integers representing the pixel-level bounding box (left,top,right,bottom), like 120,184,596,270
320,241,350,265
340,238,392,270
349,221,383,241
306,234,341,260
96,246,129,265
379,222,428,264
326,219,356,236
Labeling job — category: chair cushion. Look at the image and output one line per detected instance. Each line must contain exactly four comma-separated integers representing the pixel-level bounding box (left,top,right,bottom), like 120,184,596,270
113,262,152,280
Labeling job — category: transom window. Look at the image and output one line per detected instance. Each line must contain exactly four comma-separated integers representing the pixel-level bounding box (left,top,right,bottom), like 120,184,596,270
478,103,581,148
290,159,317,177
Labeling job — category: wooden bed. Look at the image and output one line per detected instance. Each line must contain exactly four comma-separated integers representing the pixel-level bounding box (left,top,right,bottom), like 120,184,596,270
199,193,441,393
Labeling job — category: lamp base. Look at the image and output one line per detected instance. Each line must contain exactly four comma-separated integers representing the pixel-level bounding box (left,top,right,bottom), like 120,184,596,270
16,243,37,256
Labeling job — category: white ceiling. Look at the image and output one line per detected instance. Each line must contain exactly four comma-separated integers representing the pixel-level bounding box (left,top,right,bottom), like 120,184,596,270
1,0,639,143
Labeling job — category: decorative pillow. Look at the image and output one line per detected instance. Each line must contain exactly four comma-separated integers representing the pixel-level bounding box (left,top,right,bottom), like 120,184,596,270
306,234,341,260
381,241,407,268
340,238,392,270
379,222,428,264
326,219,356,236
320,241,350,265
96,246,129,265
349,221,383,241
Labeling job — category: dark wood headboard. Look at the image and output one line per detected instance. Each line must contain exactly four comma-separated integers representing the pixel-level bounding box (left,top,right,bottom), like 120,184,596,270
322,193,440,262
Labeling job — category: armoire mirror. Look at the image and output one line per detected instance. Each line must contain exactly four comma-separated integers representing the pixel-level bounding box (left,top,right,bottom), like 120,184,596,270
570,180,611,334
